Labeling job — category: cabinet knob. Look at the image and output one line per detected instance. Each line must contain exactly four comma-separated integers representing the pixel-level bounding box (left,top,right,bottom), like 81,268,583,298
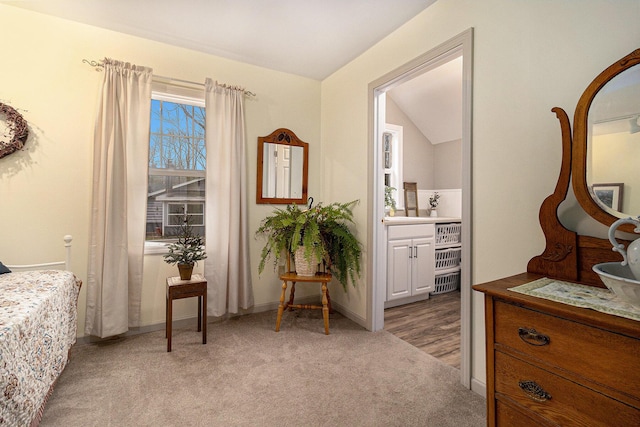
518,380,552,402
518,327,550,346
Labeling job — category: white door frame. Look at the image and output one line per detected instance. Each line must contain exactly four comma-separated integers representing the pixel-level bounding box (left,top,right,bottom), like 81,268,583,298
366,28,474,388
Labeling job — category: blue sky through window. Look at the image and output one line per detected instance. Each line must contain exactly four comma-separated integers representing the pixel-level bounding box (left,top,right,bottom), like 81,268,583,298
149,99,205,171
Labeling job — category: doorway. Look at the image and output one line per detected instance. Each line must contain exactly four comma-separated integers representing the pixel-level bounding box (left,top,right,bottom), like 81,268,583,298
367,29,473,388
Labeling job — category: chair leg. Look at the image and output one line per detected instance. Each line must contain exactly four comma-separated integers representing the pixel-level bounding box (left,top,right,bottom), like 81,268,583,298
287,282,296,311
275,281,288,332
321,282,330,335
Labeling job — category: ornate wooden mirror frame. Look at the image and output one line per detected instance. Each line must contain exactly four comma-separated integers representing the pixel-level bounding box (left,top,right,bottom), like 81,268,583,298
573,49,640,231
528,49,639,286
256,128,309,204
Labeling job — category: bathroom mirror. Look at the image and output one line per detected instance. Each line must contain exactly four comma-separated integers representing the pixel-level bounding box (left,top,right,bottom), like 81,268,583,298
256,128,309,204
573,49,640,233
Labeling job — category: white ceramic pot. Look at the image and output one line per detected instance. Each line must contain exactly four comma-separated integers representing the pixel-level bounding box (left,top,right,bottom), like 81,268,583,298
608,216,640,280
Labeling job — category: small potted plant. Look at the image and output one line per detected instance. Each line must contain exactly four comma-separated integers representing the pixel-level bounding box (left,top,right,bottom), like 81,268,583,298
163,215,207,280
256,200,362,291
429,192,440,217
385,186,397,216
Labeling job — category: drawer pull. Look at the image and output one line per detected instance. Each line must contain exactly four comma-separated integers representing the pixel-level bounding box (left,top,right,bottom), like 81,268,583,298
518,380,552,402
518,327,550,346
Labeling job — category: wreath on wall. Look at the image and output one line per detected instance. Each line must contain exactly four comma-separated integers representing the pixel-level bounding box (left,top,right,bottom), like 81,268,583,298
0,102,29,159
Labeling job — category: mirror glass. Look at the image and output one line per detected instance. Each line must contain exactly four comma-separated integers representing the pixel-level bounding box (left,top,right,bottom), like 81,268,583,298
261,143,304,199
256,128,308,204
587,63,640,217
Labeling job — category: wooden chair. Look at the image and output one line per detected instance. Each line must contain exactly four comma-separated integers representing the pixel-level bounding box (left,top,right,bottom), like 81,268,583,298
274,256,333,334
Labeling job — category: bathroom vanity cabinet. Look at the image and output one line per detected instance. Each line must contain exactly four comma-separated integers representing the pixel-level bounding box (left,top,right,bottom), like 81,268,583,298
386,223,435,301
384,218,462,307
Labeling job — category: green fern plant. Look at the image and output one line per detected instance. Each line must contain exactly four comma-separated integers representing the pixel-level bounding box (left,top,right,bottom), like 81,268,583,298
256,200,362,292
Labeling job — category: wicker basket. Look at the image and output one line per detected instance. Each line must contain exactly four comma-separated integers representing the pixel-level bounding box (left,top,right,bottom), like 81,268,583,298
435,223,462,245
435,247,462,270
294,246,320,276
432,269,460,295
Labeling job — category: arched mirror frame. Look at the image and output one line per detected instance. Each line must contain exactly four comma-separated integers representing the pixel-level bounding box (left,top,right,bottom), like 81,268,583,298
256,128,309,204
528,49,638,286
573,49,640,234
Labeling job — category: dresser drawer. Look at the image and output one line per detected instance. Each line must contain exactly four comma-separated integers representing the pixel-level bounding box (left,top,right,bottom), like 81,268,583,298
496,400,554,427
495,351,639,426
494,301,640,402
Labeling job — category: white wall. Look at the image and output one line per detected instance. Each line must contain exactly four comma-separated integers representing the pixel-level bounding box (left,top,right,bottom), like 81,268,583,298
0,5,322,336
386,95,434,188
320,0,639,388
434,139,462,189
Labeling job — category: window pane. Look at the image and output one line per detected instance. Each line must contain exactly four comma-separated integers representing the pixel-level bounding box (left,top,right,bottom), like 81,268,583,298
168,204,185,215
187,203,204,214
147,96,206,242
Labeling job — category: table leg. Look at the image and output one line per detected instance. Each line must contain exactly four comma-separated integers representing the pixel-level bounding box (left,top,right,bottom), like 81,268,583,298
275,281,288,332
167,295,173,352
202,289,207,344
197,295,202,332
321,282,329,335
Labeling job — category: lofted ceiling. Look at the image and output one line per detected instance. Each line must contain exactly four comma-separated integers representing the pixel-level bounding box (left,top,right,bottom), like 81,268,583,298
388,55,463,145
1,0,436,81
3,0,459,144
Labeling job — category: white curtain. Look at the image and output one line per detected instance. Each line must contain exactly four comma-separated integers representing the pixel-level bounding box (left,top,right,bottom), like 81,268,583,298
85,59,153,338
204,79,254,316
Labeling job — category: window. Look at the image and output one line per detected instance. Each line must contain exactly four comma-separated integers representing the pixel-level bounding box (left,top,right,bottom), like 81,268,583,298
383,123,403,207
146,92,206,244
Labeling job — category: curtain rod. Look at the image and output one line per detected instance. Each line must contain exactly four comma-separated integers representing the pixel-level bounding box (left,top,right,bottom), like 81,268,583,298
82,59,256,97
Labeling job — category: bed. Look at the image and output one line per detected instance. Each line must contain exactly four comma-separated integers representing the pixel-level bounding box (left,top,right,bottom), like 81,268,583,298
0,236,81,427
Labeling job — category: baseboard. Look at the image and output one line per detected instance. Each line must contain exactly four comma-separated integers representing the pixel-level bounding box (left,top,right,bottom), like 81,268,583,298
330,300,366,328
77,295,325,345
471,377,486,398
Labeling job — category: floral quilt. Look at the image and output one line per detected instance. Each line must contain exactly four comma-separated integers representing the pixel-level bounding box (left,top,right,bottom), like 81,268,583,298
0,270,81,426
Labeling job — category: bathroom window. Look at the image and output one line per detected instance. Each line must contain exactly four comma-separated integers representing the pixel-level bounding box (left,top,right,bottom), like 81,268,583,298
384,123,403,207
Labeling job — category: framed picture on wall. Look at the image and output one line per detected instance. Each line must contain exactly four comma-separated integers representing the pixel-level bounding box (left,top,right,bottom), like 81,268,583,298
592,183,624,211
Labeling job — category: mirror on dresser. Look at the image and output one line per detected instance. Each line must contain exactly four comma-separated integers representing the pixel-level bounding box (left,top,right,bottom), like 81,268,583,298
573,49,640,229
528,49,640,286
256,128,309,204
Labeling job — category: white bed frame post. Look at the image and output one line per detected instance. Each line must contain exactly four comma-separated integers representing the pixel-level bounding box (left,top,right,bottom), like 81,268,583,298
64,235,73,270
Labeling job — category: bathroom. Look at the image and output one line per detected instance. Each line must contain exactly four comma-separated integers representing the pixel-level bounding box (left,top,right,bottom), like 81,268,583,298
381,53,464,368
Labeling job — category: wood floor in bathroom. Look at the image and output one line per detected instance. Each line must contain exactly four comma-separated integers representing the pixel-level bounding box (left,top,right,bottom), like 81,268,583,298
384,290,461,369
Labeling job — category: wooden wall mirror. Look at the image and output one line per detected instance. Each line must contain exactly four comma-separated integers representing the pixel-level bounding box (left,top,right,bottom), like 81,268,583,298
528,49,639,285
256,128,309,204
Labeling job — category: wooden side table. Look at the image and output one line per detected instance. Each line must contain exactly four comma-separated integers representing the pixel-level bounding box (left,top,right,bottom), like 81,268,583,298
166,274,207,352
275,272,333,335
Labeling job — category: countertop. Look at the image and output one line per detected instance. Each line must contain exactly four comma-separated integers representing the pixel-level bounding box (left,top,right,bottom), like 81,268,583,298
383,216,461,225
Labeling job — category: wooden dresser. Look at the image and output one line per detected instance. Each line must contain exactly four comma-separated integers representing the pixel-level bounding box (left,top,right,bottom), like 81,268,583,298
474,273,640,426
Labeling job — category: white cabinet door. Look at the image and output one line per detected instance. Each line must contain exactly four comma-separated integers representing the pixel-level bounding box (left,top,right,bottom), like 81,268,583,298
387,238,412,300
412,237,435,295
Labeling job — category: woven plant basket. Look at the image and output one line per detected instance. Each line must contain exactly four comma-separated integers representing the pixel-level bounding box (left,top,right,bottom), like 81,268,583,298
294,246,319,276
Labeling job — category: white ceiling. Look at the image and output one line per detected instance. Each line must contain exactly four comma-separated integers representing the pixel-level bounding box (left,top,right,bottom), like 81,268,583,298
4,0,459,143
388,55,463,145
1,0,436,80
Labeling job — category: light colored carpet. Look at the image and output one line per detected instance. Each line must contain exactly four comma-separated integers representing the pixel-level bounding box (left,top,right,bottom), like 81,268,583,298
41,309,485,426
